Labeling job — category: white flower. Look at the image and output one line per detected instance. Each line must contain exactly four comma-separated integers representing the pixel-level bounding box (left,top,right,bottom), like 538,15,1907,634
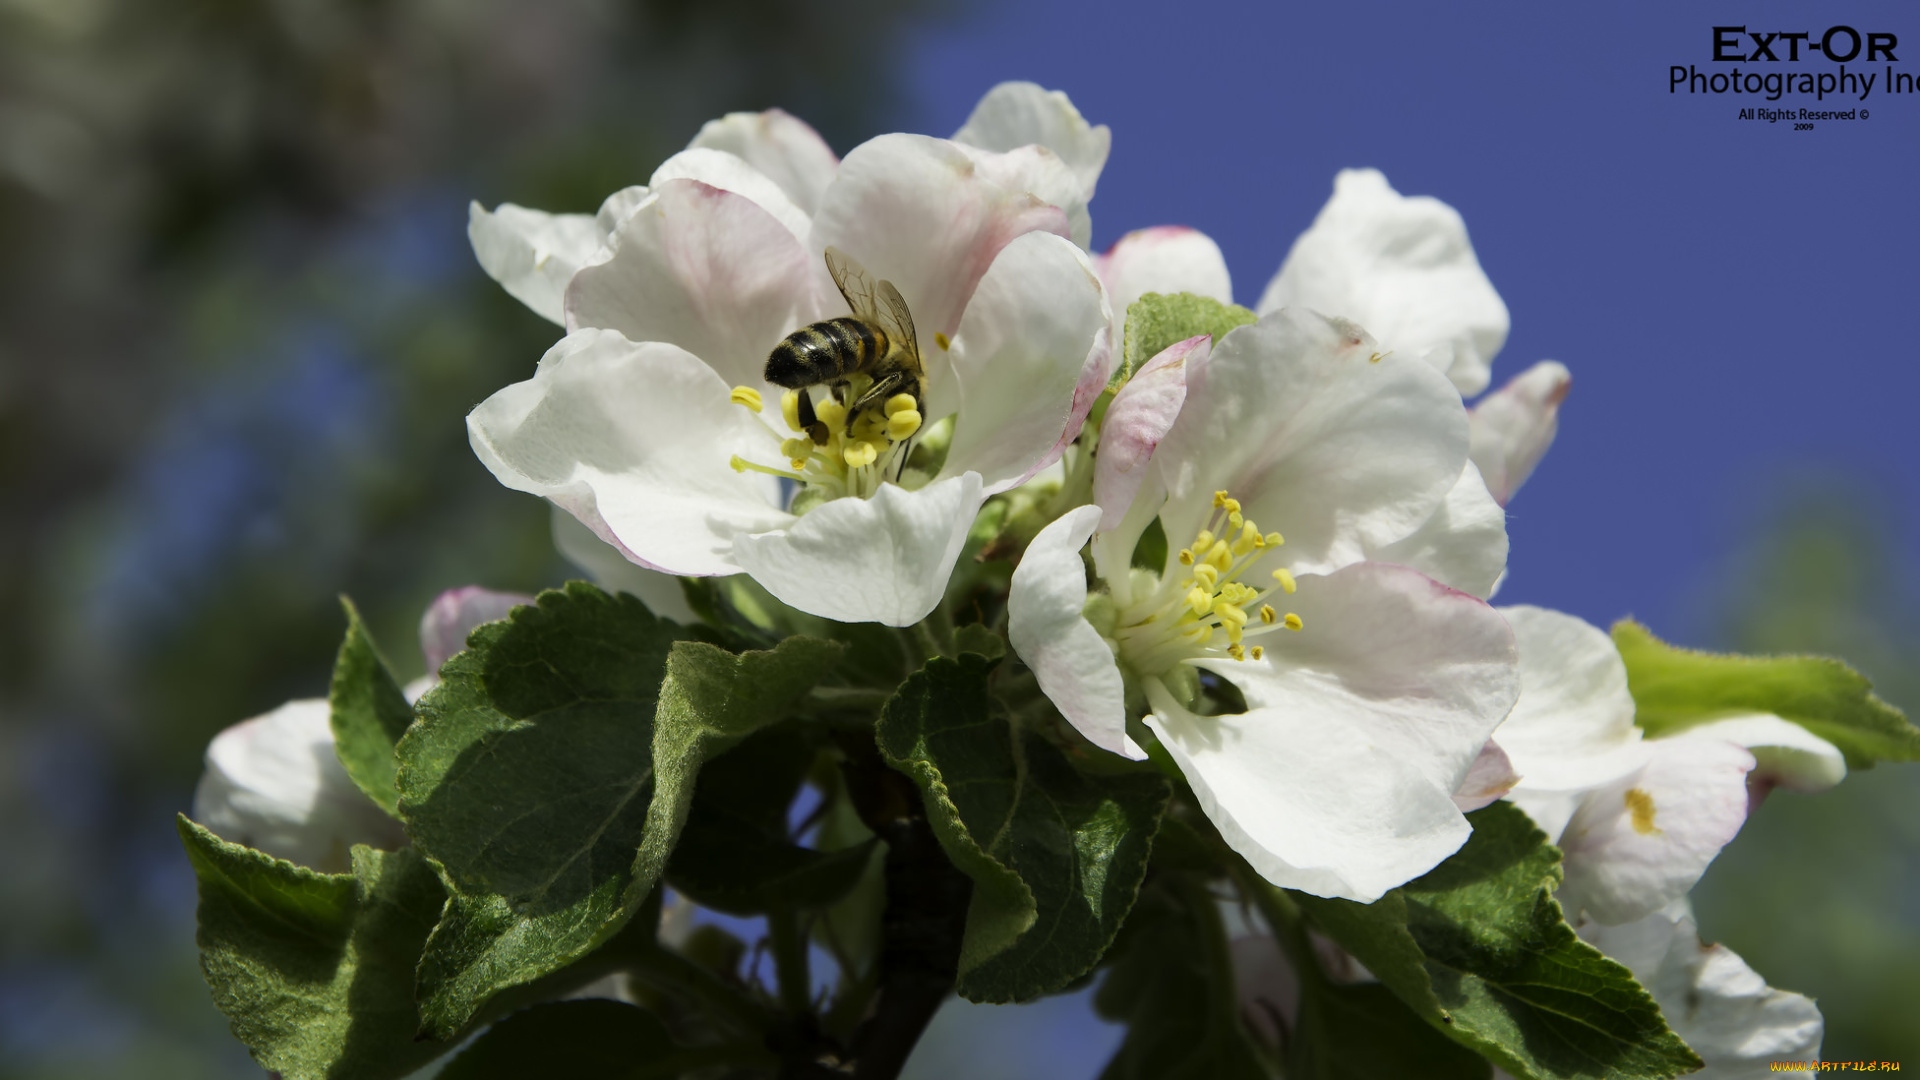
192,586,534,870
466,97,1113,627
1580,900,1823,1077
1009,309,1520,901
1494,606,1846,926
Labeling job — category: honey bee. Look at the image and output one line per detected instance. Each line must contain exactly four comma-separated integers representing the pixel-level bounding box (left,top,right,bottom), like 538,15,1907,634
765,247,923,443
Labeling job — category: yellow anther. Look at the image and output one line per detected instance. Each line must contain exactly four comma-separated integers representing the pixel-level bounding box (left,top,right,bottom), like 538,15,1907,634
729,386,764,412
729,454,749,473
1250,646,1264,661
789,458,808,470
1232,521,1261,556
1265,531,1284,547
1273,568,1297,594
781,437,814,461
1211,491,1233,509
1229,510,1244,529
852,413,887,443
1222,583,1259,606
1283,613,1304,632
1228,644,1246,661
1191,564,1219,590
816,398,848,429
843,440,879,468
1187,588,1212,617
1177,548,1195,566
1206,540,1233,571
1218,604,1249,628
885,393,918,416
887,409,922,440
1259,604,1277,624
935,332,951,351
1194,530,1215,552
781,391,803,432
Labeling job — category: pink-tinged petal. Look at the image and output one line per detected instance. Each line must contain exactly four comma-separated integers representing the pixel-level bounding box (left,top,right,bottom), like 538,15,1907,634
686,108,839,214
1669,714,1847,810
192,699,407,873
564,179,827,393
728,472,986,627
1469,360,1570,505
648,147,812,241
1452,739,1520,811
419,586,538,676
467,329,792,579
1093,335,1204,530
1257,169,1509,397
1147,680,1472,903
1008,507,1141,760
1495,606,1647,793
550,506,698,624
1370,460,1508,600
1580,901,1824,1076
468,201,609,325
1557,738,1755,926
953,81,1111,202
1212,562,1520,801
1155,309,1469,580
809,133,1072,345
1096,226,1234,328
937,231,1112,494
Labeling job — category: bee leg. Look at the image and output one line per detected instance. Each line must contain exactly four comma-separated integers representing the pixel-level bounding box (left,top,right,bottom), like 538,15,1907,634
795,389,828,445
845,371,911,432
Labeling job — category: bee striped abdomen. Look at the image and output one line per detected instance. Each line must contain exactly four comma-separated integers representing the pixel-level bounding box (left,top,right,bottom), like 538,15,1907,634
765,318,888,388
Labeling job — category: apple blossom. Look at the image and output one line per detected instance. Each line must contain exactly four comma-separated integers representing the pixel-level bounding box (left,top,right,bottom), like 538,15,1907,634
192,586,534,870
466,97,1113,627
1010,309,1520,901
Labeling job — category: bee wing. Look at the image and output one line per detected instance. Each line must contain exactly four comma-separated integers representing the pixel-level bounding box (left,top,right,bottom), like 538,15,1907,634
874,279,922,375
824,246,882,323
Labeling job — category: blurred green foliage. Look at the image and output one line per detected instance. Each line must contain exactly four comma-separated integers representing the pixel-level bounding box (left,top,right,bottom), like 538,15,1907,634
0,0,941,1075
1691,479,1920,1065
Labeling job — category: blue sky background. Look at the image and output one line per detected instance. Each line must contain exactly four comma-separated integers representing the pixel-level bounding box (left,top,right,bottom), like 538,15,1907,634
904,0,1920,641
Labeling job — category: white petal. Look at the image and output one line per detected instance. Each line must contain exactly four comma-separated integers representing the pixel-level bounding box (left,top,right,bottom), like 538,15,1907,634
1469,360,1570,505
809,134,1073,343
192,699,405,873
1452,739,1520,812
1096,226,1234,329
467,329,792,578
648,146,812,241
1154,308,1469,578
962,141,1093,250
952,81,1111,203
1581,901,1824,1076
1093,335,1205,531
468,201,608,325
1669,713,1847,795
564,179,827,393
1557,738,1755,926
550,506,699,623
1008,506,1140,759
938,231,1113,494
419,586,536,676
1256,169,1509,396
1214,562,1520,800
1506,789,1583,846
1147,681,1471,903
1495,606,1647,793
1369,460,1508,599
595,185,653,233
686,108,839,214
729,472,986,627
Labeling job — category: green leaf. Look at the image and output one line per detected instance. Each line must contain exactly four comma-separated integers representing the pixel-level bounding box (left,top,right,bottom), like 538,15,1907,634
876,653,1169,1002
953,622,1007,661
1291,982,1491,1080
1116,291,1258,389
435,999,772,1079
328,597,414,817
179,816,451,1080
1613,618,1920,768
1296,802,1701,1080
667,722,878,914
1095,879,1271,1079
398,582,841,1036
